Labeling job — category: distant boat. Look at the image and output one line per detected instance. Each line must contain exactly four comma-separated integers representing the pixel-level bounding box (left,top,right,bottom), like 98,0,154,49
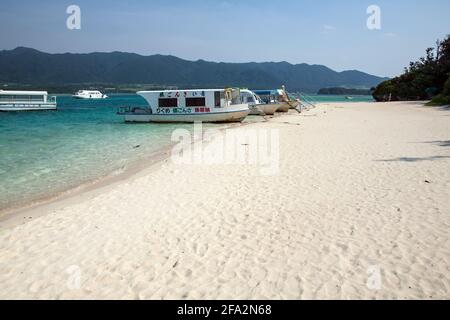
0,90,57,111
240,89,278,116
117,88,250,123
73,90,108,99
346,96,354,100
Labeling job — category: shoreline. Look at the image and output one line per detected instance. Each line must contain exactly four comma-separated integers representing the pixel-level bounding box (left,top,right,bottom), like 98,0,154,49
0,143,174,229
1,101,449,299
0,118,264,229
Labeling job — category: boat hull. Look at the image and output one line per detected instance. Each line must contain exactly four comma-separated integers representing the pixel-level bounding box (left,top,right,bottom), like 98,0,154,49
249,105,265,116
248,104,279,116
276,102,290,113
123,109,250,123
259,104,278,115
72,96,107,99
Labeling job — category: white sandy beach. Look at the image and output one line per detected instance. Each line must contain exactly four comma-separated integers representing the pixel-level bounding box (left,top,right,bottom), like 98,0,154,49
0,101,449,299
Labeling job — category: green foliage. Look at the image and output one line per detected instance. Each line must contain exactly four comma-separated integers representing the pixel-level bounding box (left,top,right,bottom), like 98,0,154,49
426,95,450,106
442,75,450,96
373,35,450,103
426,76,450,106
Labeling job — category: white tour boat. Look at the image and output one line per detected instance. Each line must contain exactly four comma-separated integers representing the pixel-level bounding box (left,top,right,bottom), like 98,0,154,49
118,88,250,123
73,90,108,99
240,89,278,115
0,90,57,111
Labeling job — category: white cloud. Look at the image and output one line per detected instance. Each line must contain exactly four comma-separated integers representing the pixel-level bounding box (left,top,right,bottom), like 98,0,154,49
323,24,336,31
321,24,337,34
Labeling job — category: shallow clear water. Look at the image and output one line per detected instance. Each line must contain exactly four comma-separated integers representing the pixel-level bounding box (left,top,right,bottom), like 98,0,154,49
0,94,373,210
295,94,374,103
0,94,200,209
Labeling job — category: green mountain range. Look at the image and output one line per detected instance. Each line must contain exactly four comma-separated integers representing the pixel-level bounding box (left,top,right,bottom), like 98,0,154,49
0,47,388,93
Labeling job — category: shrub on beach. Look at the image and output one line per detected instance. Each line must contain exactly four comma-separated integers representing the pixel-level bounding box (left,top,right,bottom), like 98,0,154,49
373,35,450,104
427,76,450,106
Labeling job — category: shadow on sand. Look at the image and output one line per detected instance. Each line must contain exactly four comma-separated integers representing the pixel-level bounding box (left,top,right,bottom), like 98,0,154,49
376,155,450,162
425,140,450,147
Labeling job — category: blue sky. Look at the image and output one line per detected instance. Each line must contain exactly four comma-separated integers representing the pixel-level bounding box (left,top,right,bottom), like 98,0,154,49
0,0,449,77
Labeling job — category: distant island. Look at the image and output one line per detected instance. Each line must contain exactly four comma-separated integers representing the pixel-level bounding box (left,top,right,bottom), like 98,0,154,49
0,83,177,94
0,47,388,93
317,87,372,95
373,35,450,106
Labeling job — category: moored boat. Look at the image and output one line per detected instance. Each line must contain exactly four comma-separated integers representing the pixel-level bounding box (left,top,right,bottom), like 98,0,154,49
240,89,265,115
73,90,108,99
240,89,278,116
118,88,250,123
253,89,289,113
0,90,57,111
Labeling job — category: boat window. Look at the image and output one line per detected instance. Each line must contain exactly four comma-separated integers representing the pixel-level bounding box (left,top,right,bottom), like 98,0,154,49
0,95,43,101
0,95,14,100
214,91,221,107
186,97,206,107
256,95,266,103
246,96,254,103
158,98,178,108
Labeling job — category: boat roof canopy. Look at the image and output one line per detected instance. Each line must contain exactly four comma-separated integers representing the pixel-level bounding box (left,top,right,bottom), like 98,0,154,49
137,89,235,94
253,90,278,95
0,90,48,95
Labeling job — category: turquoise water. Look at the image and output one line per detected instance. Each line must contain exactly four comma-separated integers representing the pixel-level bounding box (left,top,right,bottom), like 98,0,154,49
295,94,374,103
0,94,373,210
0,94,199,210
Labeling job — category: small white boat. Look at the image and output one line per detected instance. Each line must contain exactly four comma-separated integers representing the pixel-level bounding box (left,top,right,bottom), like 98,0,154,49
240,89,278,116
253,89,289,113
73,90,108,99
0,90,57,111
118,88,250,123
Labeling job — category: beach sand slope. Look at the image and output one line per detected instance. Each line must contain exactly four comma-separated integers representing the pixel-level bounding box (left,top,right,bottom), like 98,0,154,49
0,101,449,299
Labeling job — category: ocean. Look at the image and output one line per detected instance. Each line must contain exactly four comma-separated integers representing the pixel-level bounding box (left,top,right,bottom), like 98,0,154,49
0,94,373,210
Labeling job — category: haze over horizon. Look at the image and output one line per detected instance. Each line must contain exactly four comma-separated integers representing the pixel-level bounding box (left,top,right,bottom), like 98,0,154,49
1,0,449,78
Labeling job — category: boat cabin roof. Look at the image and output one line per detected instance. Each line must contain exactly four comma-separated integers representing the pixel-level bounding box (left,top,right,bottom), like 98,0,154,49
77,90,102,93
137,89,233,94
0,90,48,95
253,90,279,95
